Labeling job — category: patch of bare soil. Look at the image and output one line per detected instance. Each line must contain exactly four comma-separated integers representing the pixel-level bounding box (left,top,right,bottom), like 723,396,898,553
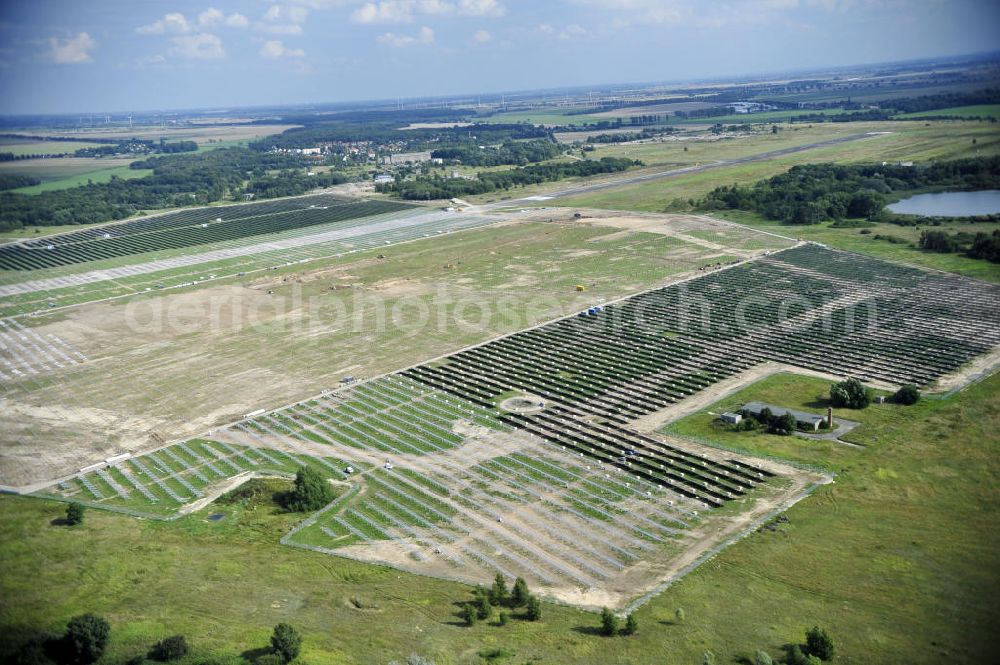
929,344,1000,393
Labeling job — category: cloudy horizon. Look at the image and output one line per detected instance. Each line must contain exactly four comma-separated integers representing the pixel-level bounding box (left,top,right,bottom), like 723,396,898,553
0,0,998,115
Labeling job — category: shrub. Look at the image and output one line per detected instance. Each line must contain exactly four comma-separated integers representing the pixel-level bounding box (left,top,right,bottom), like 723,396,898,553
283,466,335,512
774,412,797,435
753,650,773,665
786,645,808,665
270,623,301,663
894,384,920,405
65,503,85,526
805,625,835,661
830,377,872,408
64,614,110,664
497,611,509,626
148,635,189,661
675,607,685,623
702,651,716,665
462,603,477,627
599,608,618,636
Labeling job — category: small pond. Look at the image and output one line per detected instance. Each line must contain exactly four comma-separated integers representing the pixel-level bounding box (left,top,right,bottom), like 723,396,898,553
887,190,1000,217
207,512,226,522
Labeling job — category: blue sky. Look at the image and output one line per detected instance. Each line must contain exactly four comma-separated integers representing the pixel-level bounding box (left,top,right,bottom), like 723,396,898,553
0,0,997,114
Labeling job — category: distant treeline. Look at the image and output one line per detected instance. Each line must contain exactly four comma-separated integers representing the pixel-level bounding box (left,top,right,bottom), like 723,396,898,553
74,140,199,157
430,139,563,166
0,174,41,191
700,156,1000,225
378,157,640,200
586,127,680,143
0,133,119,144
252,122,550,152
0,147,344,231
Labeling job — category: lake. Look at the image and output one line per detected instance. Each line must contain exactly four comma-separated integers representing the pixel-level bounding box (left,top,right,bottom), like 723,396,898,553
887,190,1000,217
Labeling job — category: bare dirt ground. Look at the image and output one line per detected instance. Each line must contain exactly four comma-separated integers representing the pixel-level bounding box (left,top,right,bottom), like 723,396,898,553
930,343,1000,394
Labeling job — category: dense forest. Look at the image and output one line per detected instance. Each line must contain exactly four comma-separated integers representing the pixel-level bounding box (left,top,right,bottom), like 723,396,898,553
378,157,639,200
699,156,1000,225
430,139,563,166
0,147,343,230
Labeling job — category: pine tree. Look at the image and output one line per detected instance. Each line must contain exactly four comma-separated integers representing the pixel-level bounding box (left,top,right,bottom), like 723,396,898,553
510,577,530,607
489,572,508,606
622,613,637,636
600,607,618,636
525,595,541,621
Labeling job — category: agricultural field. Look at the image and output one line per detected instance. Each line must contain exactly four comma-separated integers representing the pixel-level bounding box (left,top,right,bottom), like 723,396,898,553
0,157,151,194
0,138,107,156
8,122,299,146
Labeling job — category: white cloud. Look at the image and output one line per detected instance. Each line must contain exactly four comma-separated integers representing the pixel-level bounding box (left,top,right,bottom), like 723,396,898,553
352,0,504,23
137,12,192,35
353,1,415,23
260,39,307,58
264,4,309,23
472,28,491,42
168,32,224,59
536,22,589,39
198,8,225,26
257,4,308,34
377,25,435,46
225,12,250,27
458,0,504,16
138,9,249,34
48,32,96,64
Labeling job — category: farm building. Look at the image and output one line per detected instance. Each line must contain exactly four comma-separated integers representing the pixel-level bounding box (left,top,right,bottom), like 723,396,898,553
741,402,825,431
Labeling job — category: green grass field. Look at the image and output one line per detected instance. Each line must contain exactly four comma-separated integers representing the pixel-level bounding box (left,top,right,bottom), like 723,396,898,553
2,371,996,664
898,104,1000,119
10,165,153,194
